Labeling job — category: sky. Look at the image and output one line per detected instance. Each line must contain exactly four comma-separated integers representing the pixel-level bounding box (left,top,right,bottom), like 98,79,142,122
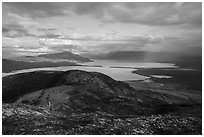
2,2,202,58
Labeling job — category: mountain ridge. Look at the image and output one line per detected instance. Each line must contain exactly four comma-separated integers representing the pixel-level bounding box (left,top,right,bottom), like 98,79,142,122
3,51,92,73
2,59,79,73
82,51,202,70
38,51,92,62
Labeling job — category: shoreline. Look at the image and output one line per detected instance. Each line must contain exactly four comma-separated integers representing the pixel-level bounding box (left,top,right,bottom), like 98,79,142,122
132,67,202,91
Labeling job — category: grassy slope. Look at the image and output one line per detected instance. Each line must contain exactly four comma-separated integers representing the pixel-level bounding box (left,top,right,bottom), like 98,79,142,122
2,70,202,135
2,71,64,103
127,80,202,117
3,103,202,135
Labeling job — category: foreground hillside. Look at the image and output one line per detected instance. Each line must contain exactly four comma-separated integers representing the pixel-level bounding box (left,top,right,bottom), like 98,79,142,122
2,70,202,135
3,103,201,135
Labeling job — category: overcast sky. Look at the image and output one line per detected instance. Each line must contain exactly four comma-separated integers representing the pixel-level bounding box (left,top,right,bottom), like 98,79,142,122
2,2,202,58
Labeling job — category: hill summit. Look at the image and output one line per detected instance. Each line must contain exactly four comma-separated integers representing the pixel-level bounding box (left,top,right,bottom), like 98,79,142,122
3,70,151,115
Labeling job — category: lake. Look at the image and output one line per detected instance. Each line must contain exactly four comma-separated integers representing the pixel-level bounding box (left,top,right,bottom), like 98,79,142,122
2,59,177,81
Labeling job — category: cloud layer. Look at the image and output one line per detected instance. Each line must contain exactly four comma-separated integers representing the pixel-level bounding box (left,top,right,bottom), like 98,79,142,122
2,2,202,58
4,2,201,26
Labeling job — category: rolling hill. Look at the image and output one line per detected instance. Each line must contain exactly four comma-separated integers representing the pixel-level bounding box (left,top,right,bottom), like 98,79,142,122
2,70,202,134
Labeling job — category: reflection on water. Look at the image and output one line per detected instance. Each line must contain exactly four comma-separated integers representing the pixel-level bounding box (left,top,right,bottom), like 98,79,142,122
2,59,177,81
151,75,172,79
81,59,177,68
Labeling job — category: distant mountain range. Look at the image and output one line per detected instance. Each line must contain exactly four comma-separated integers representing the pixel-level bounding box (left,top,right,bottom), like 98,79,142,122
38,51,92,62
83,51,202,70
2,59,79,73
11,51,92,63
3,51,92,73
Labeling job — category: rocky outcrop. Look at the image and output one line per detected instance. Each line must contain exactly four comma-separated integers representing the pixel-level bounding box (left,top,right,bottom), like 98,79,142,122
3,103,201,135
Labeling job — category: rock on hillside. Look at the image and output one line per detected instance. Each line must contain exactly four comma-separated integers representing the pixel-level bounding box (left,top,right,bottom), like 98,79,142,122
3,103,201,135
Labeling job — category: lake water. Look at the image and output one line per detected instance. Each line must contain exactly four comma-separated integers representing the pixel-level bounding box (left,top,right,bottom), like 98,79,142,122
2,59,177,81
150,75,172,79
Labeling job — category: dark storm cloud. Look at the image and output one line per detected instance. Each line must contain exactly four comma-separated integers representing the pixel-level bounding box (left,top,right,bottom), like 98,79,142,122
66,27,75,30
3,23,60,39
48,44,80,52
72,2,202,27
3,24,27,33
2,2,202,57
38,34,61,39
48,28,57,31
2,27,10,33
38,28,57,32
3,2,201,27
71,3,108,17
2,24,34,38
37,27,61,38
89,42,146,53
3,2,68,18
2,46,22,58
